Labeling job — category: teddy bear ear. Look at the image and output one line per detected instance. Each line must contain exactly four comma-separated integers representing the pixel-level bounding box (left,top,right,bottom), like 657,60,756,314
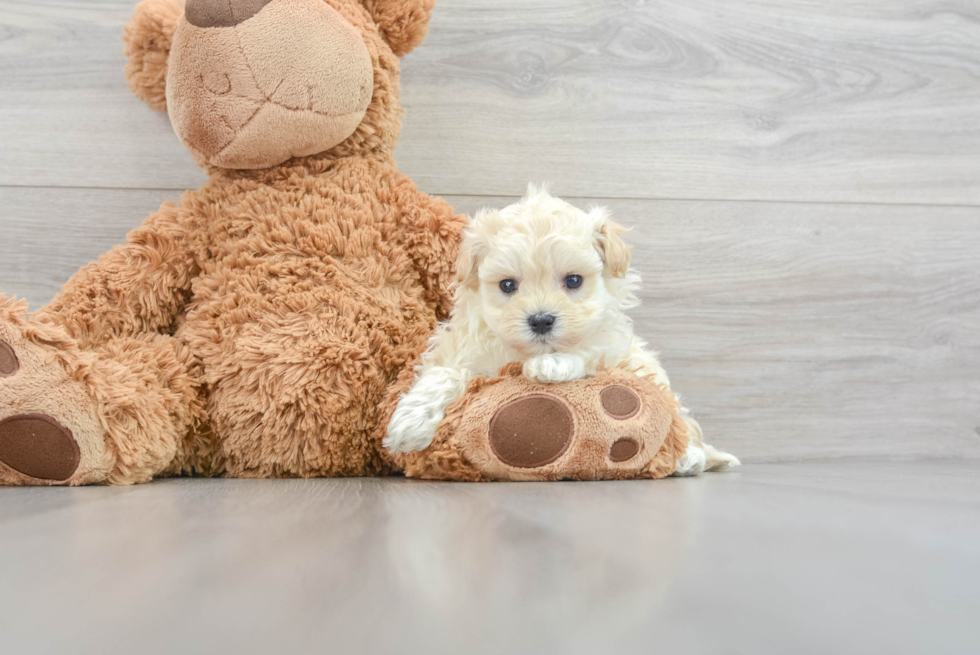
361,0,435,57
123,0,185,111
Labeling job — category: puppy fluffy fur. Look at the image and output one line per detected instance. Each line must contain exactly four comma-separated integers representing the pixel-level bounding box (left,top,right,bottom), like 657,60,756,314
385,186,738,475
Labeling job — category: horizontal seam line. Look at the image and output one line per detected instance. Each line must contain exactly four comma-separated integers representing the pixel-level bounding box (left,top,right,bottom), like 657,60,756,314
1,185,979,210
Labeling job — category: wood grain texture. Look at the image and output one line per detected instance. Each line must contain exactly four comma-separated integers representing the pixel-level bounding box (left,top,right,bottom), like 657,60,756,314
0,461,978,654
0,187,183,306
2,188,977,461
0,0,206,190
397,0,980,203
2,0,980,203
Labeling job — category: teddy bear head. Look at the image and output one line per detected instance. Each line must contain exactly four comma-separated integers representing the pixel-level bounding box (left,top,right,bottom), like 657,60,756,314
124,0,434,170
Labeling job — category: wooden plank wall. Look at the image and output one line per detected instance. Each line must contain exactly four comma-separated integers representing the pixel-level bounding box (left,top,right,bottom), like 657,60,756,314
1,0,978,461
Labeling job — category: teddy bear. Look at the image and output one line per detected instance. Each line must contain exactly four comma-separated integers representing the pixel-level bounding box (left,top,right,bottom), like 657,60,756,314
0,0,688,486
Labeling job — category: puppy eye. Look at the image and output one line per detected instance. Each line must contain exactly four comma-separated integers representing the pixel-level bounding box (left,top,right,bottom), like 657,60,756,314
564,274,583,290
499,279,519,294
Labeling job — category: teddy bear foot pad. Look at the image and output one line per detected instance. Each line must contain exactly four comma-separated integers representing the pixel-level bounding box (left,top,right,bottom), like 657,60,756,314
0,413,80,482
488,391,644,469
0,336,82,482
0,328,106,486
405,368,689,482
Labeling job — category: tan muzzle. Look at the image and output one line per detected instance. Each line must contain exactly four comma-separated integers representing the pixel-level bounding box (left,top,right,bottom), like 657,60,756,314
166,0,374,169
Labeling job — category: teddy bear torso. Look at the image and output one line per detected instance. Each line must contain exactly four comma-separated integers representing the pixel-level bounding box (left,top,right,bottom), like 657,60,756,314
144,156,462,478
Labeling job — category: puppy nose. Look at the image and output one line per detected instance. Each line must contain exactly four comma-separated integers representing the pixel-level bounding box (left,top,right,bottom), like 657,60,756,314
185,0,273,28
528,313,556,335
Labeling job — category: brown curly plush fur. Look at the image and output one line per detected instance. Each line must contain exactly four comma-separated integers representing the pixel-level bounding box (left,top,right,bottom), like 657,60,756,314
362,0,435,57
0,0,684,485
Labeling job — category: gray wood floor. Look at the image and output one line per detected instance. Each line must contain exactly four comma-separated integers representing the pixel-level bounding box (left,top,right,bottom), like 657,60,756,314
1,1,979,652
1,461,978,655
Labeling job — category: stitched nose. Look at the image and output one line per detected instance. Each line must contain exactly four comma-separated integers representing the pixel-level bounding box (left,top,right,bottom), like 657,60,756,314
528,313,556,335
185,0,274,28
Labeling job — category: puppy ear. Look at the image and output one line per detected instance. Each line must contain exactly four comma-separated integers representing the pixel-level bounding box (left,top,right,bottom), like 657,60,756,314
456,233,484,290
593,209,632,278
361,0,435,57
123,0,184,111
456,217,490,290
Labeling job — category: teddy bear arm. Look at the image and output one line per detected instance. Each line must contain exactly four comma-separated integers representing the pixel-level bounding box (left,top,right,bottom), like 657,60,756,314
385,183,467,320
34,202,202,350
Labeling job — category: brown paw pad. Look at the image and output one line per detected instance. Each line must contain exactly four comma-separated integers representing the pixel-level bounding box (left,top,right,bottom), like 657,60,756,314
609,437,640,462
0,414,80,481
489,395,573,468
600,385,640,419
0,339,19,377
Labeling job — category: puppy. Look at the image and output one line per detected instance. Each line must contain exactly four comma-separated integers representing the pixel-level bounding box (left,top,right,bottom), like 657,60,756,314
384,186,738,475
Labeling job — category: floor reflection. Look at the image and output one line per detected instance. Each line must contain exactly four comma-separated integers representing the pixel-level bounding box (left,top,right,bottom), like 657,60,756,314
379,479,699,648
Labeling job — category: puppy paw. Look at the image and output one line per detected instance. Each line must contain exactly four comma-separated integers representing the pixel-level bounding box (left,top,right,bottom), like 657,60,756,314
704,443,741,471
384,400,444,453
673,443,707,477
523,353,586,384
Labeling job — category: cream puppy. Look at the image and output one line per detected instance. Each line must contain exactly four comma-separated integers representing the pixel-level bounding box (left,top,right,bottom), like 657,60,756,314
384,187,738,475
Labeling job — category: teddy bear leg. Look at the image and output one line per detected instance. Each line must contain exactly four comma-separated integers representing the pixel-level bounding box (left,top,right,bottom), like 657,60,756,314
400,369,693,481
196,305,398,479
0,296,206,486
87,333,208,485
33,202,198,353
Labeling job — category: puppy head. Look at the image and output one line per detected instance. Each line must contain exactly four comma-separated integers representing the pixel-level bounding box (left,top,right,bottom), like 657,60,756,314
457,186,634,356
